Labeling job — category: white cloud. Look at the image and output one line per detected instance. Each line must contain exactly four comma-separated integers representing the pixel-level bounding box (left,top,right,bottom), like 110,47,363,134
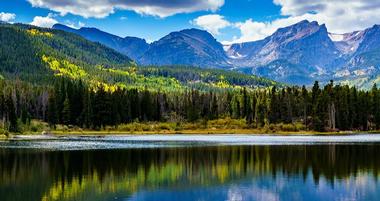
232,14,318,43
220,0,380,44
0,12,16,22
30,13,58,28
273,0,380,34
191,14,309,42
192,14,230,35
64,20,85,29
78,21,85,27
27,0,224,18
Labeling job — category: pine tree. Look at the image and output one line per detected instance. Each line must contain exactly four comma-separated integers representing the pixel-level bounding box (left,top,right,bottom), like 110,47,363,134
93,86,108,128
242,87,249,118
155,94,161,121
6,96,18,133
80,89,93,128
210,93,218,120
141,88,153,121
62,94,71,125
301,85,309,128
372,84,380,129
269,86,279,124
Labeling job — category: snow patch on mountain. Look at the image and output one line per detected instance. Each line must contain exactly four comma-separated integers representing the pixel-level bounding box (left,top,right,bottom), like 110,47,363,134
328,33,344,41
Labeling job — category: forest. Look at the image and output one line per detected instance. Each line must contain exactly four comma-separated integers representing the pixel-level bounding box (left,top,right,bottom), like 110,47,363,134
0,23,379,134
0,77,379,134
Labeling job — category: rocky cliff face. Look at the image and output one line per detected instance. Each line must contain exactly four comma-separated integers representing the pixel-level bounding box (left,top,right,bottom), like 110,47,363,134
332,25,380,88
227,21,344,84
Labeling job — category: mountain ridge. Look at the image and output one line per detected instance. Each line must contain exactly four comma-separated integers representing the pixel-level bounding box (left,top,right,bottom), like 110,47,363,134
139,28,230,68
0,23,276,91
53,21,380,87
53,24,150,61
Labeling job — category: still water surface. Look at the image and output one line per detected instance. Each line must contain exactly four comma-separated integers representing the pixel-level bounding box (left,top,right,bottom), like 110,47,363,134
1,135,380,201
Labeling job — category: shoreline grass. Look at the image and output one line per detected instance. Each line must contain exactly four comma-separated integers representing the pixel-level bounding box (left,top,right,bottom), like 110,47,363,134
1,118,378,137
48,129,363,136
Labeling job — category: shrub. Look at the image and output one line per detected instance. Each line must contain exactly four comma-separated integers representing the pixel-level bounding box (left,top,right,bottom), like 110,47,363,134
158,123,175,130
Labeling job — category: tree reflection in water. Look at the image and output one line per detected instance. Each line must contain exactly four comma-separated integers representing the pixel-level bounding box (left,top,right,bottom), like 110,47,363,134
0,145,380,201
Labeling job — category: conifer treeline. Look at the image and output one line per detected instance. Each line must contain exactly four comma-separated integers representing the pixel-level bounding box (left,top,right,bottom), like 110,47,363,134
1,78,380,132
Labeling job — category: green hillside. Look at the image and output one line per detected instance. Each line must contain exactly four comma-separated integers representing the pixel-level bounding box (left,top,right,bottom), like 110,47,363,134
0,23,278,92
0,24,131,83
0,23,379,135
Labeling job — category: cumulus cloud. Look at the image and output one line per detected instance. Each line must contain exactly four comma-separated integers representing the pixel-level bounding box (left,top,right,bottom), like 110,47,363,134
192,14,230,35
0,12,16,22
227,0,380,43
27,0,224,18
64,20,85,29
273,0,380,33
232,14,317,43
194,13,317,43
30,13,58,28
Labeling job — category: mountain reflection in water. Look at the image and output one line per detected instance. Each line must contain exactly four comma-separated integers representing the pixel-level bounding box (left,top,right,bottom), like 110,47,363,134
1,144,380,201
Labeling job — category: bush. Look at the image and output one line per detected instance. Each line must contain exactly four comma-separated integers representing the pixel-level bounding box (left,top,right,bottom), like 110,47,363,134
158,123,175,130
281,124,298,132
18,119,49,134
0,127,9,137
207,118,247,129
294,122,306,131
268,124,277,132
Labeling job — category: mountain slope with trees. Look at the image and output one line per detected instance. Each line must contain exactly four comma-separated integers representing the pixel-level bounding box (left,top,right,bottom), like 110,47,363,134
0,23,379,134
54,21,380,88
0,23,276,91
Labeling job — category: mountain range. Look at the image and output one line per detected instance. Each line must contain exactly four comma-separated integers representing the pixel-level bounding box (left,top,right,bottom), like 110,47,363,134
0,23,275,91
53,20,380,87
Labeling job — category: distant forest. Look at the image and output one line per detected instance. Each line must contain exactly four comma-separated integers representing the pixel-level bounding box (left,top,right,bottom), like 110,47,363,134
0,24,379,134
0,78,379,133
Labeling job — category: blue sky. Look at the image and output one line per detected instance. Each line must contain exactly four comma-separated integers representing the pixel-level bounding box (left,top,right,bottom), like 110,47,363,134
1,0,380,44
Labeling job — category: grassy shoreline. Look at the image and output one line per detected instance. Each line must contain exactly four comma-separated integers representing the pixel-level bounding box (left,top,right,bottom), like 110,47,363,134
0,118,377,138
1,129,370,138
47,128,363,136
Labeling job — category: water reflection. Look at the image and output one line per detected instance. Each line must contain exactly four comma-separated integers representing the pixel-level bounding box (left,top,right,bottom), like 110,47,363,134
1,145,380,201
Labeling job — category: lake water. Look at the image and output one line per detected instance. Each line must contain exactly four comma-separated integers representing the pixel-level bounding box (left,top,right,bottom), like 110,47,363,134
1,134,380,201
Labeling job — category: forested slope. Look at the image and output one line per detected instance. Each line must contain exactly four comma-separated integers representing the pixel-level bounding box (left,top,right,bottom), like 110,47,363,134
0,23,277,92
2,23,377,134
0,23,131,83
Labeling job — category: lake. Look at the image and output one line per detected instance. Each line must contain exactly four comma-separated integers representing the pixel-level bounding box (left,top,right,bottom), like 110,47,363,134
1,134,380,201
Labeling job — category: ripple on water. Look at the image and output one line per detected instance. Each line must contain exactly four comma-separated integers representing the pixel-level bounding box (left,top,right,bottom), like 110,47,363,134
1,134,380,150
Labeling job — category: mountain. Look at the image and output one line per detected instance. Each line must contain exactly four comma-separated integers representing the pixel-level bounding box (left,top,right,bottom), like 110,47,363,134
0,23,276,91
53,21,380,87
226,20,343,84
226,20,380,87
53,25,231,69
355,25,380,54
329,31,365,54
139,28,231,68
331,25,380,88
0,23,132,83
53,24,150,61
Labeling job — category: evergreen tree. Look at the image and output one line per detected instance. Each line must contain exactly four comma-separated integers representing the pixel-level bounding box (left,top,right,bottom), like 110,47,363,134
47,93,58,127
269,86,279,124
6,96,18,133
372,84,380,129
80,89,93,128
62,94,71,125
